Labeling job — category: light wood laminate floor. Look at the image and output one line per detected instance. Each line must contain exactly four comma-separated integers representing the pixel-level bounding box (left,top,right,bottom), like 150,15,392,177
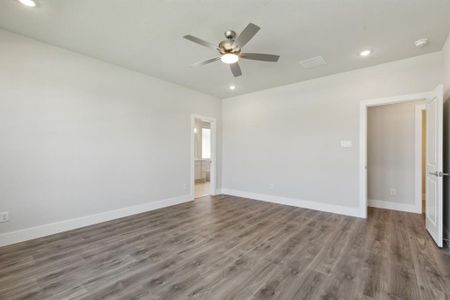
0,195,449,299
195,182,210,199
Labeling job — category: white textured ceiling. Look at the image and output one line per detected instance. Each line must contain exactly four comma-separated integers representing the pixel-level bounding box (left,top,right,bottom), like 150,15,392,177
0,0,449,98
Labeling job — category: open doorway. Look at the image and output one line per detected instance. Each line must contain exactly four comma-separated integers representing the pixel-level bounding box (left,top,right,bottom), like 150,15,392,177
359,85,444,247
366,101,425,215
191,115,216,199
421,109,427,219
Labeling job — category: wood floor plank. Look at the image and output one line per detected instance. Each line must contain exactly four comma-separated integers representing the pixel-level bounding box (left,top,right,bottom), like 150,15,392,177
404,212,450,299
0,195,448,300
77,206,285,297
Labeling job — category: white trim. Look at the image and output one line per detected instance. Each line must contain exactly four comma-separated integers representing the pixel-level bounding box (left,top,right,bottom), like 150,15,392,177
360,91,432,107
415,104,426,214
359,103,368,218
191,114,217,199
0,194,191,247
221,189,363,218
359,89,437,219
369,199,420,214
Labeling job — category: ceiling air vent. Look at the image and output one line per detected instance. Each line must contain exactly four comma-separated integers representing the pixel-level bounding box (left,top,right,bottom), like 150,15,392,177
299,56,327,69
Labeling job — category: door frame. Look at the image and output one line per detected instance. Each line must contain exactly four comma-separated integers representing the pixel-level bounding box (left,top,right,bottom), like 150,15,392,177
366,103,425,214
359,90,435,218
191,114,217,199
414,104,426,214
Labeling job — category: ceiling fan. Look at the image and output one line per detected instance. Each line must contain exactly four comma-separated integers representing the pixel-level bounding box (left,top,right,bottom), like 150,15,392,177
183,23,280,77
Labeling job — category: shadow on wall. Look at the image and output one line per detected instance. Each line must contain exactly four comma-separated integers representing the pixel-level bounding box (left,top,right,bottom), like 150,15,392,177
444,100,449,240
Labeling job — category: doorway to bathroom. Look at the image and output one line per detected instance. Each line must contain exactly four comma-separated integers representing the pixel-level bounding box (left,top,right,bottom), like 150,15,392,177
191,115,216,199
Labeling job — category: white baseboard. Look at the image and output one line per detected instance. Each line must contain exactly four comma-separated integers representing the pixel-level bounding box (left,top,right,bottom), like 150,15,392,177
221,189,363,218
368,199,420,214
0,194,192,247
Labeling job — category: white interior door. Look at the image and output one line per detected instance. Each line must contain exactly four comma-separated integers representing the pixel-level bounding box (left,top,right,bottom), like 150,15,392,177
425,85,444,248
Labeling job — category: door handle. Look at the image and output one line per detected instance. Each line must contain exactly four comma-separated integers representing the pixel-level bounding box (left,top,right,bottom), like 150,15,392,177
428,171,449,177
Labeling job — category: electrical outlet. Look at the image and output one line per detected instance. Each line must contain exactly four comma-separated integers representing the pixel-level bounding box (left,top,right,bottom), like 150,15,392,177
390,188,397,196
269,184,275,190
0,212,9,223
340,140,353,148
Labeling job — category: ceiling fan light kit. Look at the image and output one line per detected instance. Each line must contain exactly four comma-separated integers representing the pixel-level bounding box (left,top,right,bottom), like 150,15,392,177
183,23,280,77
221,53,239,64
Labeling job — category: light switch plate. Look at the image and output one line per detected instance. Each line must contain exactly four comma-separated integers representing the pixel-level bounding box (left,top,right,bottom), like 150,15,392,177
0,212,9,223
340,140,353,148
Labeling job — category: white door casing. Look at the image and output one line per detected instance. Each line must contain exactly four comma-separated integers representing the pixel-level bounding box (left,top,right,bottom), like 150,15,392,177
359,89,436,219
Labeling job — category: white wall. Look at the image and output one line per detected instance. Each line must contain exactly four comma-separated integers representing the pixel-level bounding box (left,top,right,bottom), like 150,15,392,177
0,29,221,237
444,33,450,101
222,52,443,216
368,102,419,205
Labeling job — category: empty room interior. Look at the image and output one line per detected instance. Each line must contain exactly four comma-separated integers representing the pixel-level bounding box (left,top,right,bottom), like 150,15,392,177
1,1,450,299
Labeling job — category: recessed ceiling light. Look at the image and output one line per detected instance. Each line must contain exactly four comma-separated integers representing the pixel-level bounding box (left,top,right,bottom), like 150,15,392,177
414,38,429,48
17,0,37,7
229,85,236,90
221,54,239,64
360,49,372,57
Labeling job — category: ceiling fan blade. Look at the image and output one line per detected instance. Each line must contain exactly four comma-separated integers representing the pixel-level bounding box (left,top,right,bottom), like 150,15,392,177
192,57,221,67
233,23,260,48
230,63,242,77
183,35,218,50
240,53,280,62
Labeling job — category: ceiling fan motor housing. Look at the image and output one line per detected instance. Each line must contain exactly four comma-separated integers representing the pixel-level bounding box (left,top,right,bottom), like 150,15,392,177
225,30,237,40
218,34,241,55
